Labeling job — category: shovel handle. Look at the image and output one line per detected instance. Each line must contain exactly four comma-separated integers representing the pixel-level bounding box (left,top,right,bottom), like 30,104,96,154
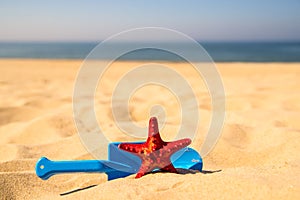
35,157,133,180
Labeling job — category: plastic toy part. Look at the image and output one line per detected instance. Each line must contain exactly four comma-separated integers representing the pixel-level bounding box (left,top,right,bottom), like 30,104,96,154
35,157,135,180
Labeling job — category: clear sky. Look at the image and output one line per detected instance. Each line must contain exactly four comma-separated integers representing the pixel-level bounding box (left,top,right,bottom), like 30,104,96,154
1,0,299,42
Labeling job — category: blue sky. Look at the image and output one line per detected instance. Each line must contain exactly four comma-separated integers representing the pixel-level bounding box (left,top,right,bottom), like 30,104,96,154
0,0,299,42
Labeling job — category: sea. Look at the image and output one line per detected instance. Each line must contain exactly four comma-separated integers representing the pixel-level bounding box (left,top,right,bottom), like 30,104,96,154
0,42,299,62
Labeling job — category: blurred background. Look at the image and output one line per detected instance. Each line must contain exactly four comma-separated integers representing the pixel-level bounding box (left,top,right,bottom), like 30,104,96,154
0,0,299,62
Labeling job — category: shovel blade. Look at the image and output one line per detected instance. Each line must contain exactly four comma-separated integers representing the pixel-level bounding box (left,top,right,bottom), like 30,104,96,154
108,142,202,178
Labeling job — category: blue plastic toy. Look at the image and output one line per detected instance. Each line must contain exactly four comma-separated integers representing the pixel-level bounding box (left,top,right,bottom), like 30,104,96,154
36,142,202,181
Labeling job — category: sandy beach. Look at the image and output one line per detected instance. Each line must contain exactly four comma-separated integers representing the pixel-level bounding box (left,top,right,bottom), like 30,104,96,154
0,59,299,199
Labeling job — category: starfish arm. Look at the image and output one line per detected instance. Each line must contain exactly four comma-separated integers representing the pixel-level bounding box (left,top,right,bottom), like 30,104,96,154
118,143,145,154
136,161,156,178
165,138,191,152
161,163,177,173
148,117,160,137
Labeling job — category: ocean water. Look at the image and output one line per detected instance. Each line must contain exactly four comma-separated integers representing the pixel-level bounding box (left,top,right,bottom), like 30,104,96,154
0,42,299,62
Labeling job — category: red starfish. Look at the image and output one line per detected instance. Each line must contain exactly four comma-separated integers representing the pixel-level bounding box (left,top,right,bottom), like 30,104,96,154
118,117,191,178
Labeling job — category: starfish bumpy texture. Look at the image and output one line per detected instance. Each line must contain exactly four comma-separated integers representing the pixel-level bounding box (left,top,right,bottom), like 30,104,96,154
118,117,191,178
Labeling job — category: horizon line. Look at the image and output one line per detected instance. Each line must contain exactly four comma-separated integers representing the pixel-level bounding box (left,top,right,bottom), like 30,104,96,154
1,39,300,43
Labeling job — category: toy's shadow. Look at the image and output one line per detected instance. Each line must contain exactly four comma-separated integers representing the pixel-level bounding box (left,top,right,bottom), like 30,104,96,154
153,168,222,175
60,185,97,196
200,169,222,174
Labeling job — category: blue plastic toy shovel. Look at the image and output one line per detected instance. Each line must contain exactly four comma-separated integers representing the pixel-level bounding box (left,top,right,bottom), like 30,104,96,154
36,142,202,181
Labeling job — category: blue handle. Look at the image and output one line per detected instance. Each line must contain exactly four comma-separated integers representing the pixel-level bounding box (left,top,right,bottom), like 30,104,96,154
35,157,134,180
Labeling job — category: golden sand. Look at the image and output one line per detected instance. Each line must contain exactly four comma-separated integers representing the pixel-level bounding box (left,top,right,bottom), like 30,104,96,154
0,59,299,199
